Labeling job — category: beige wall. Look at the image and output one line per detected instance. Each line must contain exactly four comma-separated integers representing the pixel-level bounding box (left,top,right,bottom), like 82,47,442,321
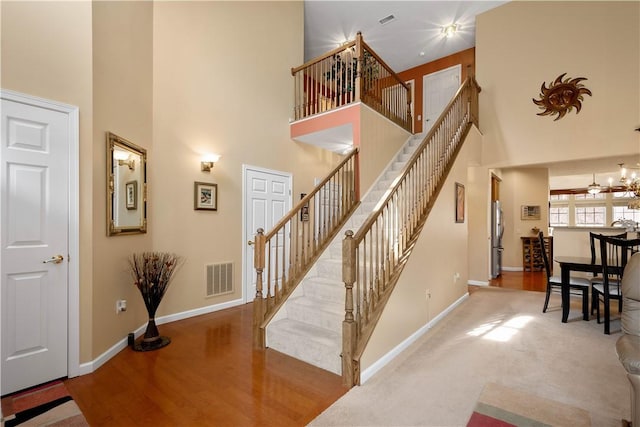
1,1,94,362
151,1,336,317
499,168,549,269
92,1,154,357
361,126,483,369
476,1,639,168
473,1,640,279
467,163,491,284
2,1,336,363
359,104,411,194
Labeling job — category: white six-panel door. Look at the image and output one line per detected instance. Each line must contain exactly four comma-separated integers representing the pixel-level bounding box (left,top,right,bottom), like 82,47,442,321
422,64,461,132
1,94,71,394
243,166,292,303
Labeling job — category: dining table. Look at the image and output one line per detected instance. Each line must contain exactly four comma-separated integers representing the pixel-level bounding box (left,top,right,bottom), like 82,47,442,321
554,256,602,323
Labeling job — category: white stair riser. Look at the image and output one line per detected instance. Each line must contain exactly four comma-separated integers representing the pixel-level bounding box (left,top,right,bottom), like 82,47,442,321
303,278,344,303
286,299,343,332
266,134,420,375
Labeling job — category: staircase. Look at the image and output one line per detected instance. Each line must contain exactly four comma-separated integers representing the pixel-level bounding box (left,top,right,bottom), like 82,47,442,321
266,134,424,374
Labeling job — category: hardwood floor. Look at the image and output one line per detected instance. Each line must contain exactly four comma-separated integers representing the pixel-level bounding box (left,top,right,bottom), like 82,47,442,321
488,270,547,292
63,304,348,426
8,271,541,426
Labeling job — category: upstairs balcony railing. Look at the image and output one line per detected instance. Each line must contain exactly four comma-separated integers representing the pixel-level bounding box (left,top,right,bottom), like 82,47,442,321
291,32,412,133
341,76,481,386
253,149,360,348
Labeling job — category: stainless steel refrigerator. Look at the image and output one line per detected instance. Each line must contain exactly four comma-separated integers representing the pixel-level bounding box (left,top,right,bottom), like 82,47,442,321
491,201,504,278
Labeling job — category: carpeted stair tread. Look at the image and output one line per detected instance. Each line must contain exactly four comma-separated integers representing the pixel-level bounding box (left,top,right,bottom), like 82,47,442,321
266,133,421,374
303,277,345,303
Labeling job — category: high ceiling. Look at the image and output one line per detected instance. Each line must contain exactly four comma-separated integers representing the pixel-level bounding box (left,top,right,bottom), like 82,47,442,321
304,0,508,72
302,1,639,189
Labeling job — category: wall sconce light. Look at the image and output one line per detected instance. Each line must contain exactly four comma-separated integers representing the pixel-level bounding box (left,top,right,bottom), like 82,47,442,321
114,149,135,171
442,24,458,37
201,154,221,172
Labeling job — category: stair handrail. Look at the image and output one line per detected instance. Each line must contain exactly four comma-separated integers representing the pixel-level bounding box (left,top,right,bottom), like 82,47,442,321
341,76,481,386
291,32,412,132
253,148,361,348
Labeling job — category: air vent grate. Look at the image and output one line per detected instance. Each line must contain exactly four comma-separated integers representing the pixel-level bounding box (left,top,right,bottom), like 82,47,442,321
206,262,233,297
379,14,396,25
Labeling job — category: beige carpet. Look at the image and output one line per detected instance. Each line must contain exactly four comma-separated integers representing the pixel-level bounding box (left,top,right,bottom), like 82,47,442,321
309,287,628,427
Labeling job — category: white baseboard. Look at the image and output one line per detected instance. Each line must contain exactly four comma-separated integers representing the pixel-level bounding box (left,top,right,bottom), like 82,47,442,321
501,266,523,272
468,280,489,286
76,298,244,376
360,292,469,384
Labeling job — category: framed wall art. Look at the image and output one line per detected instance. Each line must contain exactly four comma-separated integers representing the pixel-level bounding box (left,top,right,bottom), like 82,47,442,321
521,205,541,220
194,181,218,211
455,182,465,223
125,181,137,210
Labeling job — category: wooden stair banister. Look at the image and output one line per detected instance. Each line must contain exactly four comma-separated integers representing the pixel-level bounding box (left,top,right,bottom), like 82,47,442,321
341,76,481,387
253,148,360,348
291,32,412,132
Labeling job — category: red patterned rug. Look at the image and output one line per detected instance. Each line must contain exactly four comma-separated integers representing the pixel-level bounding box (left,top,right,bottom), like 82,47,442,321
467,382,591,427
1,380,88,426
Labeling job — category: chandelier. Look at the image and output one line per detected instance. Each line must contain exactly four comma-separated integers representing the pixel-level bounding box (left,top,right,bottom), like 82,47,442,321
619,163,640,197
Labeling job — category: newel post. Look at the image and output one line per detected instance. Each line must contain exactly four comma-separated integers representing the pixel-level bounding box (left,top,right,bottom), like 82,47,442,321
342,230,358,387
253,228,266,349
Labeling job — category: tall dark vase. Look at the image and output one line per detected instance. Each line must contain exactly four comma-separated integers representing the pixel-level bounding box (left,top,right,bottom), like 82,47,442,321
133,317,170,352
128,252,181,352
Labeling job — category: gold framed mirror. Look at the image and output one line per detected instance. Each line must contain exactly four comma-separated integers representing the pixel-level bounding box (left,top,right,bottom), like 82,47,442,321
107,132,147,235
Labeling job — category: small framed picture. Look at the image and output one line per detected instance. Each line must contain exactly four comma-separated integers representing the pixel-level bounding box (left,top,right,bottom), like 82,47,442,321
521,205,541,220
455,182,465,223
125,181,137,210
194,181,218,211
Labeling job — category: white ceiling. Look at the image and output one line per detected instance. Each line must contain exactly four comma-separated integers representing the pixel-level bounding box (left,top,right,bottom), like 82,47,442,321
304,0,508,72
302,1,639,189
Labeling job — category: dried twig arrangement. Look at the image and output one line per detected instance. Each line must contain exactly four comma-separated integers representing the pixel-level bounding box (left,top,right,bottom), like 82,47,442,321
128,252,183,350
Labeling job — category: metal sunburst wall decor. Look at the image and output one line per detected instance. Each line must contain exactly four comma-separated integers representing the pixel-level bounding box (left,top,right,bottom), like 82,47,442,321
532,73,592,121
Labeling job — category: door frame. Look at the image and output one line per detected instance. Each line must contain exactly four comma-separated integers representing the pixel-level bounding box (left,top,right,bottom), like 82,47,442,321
0,89,80,382
241,164,292,304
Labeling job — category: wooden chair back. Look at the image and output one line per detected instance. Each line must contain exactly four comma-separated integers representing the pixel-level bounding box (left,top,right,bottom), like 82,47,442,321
596,235,640,290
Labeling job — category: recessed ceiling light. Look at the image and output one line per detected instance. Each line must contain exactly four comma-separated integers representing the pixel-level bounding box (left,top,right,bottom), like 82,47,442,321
379,14,396,25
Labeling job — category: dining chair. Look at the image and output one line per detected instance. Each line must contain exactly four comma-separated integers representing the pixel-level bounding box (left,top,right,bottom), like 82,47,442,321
538,231,591,314
589,231,627,316
593,234,640,334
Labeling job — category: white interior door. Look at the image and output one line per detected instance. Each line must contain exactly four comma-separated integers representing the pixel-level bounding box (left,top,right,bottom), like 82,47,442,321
422,64,461,132
1,95,71,395
243,166,292,303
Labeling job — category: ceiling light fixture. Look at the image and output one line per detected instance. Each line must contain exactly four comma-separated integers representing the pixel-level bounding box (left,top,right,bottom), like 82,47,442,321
619,163,640,197
442,24,458,37
587,173,601,195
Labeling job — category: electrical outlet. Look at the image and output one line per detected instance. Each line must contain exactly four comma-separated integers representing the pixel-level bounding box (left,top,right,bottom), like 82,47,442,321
116,299,127,313
453,272,461,282
426,289,431,300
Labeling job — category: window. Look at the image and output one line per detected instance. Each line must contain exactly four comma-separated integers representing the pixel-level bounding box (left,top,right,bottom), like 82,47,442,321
575,206,606,226
612,206,640,223
575,193,605,200
549,207,569,226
